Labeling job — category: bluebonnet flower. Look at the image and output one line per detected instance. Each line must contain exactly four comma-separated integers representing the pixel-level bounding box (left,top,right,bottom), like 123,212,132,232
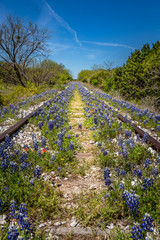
67,134,71,139
105,178,112,186
136,134,141,141
130,224,143,240
144,158,151,169
157,157,160,164
104,168,110,179
58,167,62,171
69,141,74,150
76,134,78,137
41,137,46,147
119,183,124,189
141,213,153,232
34,165,41,178
142,132,148,143
125,130,132,138
1,159,8,171
156,125,160,131
5,135,14,148
129,163,135,170
122,144,127,158
0,199,3,211
142,178,154,191
97,142,101,147
10,161,18,173
7,226,19,240
152,167,158,177
78,123,82,129
115,168,120,175
120,169,126,176
29,178,35,186
48,120,54,131
21,162,30,171
9,200,17,219
103,150,108,156
33,139,39,151
105,193,111,198
136,169,142,179
122,190,140,215
50,155,55,164
94,116,98,125
37,150,42,157
38,121,43,130
69,125,72,130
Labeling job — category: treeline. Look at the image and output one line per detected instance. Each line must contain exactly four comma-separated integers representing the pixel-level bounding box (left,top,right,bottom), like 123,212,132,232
0,59,72,87
78,41,160,102
0,15,72,88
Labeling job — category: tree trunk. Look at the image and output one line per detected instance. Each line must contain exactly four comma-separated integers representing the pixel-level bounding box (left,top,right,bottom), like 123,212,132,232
13,64,26,87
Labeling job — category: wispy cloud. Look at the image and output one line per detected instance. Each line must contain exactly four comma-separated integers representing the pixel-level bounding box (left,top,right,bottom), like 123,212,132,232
48,42,73,54
86,54,96,60
44,0,81,46
82,40,135,50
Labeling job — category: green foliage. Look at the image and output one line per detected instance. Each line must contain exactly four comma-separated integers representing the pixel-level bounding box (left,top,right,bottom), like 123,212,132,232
113,41,160,100
77,70,93,82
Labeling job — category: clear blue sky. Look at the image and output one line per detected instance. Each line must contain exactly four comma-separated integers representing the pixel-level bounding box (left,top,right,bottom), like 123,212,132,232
0,0,160,78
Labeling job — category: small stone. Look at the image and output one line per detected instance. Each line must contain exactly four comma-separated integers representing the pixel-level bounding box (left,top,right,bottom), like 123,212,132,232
61,221,66,225
0,215,6,225
70,220,78,227
151,128,155,131
39,223,45,228
54,222,61,227
89,185,97,190
64,177,68,180
89,140,94,144
107,223,114,230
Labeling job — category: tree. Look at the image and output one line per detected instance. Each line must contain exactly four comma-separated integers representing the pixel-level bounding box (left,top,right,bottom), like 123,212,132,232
0,15,50,87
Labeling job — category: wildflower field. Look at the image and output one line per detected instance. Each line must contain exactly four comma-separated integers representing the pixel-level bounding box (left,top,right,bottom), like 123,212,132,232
0,82,159,240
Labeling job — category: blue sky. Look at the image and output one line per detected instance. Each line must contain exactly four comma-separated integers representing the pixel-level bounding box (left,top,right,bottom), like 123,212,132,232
0,0,160,78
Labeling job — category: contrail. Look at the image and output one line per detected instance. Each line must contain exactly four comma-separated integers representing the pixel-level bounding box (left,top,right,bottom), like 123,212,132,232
44,0,81,46
82,40,135,50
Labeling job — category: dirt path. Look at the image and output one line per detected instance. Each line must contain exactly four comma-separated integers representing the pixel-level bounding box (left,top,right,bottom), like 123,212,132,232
51,90,106,239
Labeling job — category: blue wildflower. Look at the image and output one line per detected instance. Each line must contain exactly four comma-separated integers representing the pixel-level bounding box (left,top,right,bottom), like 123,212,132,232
34,165,41,178
142,178,154,191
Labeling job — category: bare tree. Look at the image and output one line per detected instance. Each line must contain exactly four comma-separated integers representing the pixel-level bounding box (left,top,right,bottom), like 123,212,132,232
103,61,114,71
0,15,50,87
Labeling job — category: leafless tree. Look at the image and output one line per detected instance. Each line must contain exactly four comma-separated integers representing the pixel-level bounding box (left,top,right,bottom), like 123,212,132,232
0,15,50,87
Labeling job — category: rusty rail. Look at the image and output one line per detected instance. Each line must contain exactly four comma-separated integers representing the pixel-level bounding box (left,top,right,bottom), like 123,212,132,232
0,111,37,142
104,103,160,152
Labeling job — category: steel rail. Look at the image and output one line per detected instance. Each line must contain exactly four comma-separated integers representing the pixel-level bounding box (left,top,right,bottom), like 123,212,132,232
104,103,160,152
0,110,37,143
0,98,160,152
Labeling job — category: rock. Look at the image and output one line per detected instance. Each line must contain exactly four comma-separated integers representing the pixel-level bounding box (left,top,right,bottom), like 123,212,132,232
70,220,78,227
54,222,62,227
89,140,94,144
89,185,97,190
151,128,155,131
61,221,67,225
0,215,6,225
39,223,45,228
107,223,114,230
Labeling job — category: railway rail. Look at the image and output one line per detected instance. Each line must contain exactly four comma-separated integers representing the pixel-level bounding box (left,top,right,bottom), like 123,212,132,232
0,93,160,152
0,109,38,142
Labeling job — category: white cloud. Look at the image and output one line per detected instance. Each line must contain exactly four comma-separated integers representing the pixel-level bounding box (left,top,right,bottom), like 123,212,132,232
48,42,72,54
87,54,96,60
82,40,135,50
44,0,81,46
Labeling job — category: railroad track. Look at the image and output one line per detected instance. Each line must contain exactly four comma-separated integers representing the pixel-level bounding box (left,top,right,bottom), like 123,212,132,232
103,102,160,152
0,109,38,142
0,92,160,152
